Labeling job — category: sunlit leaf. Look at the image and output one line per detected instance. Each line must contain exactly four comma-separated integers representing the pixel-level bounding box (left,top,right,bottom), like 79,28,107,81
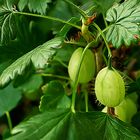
106,0,140,48
18,0,52,15
7,110,140,140
0,1,17,45
0,37,64,87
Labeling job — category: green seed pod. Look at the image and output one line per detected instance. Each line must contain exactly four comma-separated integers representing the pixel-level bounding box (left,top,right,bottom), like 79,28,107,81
68,47,95,83
95,67,125,107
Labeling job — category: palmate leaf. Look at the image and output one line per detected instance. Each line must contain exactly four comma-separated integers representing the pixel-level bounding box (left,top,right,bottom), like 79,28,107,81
7,109,140,140
0,83,22,116
18,0,52,15
39,81,71,112
0,1,17,45
106,0,140,48
0,37,63,87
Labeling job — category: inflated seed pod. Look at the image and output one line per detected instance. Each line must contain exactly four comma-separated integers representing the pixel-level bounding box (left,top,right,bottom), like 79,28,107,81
95,67,125,107
68,47,95,83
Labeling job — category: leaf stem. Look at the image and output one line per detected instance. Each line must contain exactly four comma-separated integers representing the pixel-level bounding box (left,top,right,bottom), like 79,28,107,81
54,59,68,68
103,14,108,27
84,91,88,112
64,40,87,47
71,41,97,113
38,73,70,81
93,22,112,58
14,11,81,30
6,112,12,133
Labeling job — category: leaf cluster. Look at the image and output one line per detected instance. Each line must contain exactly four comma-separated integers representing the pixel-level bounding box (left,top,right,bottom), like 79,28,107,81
0,0,140,140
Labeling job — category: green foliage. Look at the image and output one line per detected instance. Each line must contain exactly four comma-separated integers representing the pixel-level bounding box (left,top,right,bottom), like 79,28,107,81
18,0,52,15
0,37,63,87
106,0,140,48
39,81,71,112
7,109,140,140
18,75,43,94
0,2,17,45
0,0,140,139
0,84,21,116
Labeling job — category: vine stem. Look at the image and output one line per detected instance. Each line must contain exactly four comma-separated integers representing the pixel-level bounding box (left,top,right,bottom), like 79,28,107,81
84,91,88,112
64,40,87,47
103,14,108,27
93,22,112,58
71,41,96,113
6,112,12,133
13,11,81,30
38,73,70,81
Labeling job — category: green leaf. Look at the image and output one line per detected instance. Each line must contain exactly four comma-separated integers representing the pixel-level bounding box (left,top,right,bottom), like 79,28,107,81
39,81,71,112
18,0,52,15
7,110,140,140
54,44,75,63
0,2,17,45
18,75,43,93
93,0,121,14
106,0,140,48
0,84,22,116
48,0,76,34
127,78,140,93
0,37,64,87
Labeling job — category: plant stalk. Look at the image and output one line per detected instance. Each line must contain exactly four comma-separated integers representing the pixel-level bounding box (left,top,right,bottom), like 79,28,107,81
6,112,12,133
84,91,88,112
14,11,81,30
38,73,70,81
93,22,112,58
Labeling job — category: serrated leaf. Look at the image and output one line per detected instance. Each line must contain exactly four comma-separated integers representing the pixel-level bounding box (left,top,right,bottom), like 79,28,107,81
0,2,17,45
39,81,71,112
18,0,52,15
0,37,63,87
106,0,140,48
7,110,140,140
0,84,21,116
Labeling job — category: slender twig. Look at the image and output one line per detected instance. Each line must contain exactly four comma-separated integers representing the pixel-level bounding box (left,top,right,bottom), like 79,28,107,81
13,11,81,30
64,40,87,47
38,73,70,81
84,91,88,112
103,14,108,27
93,22,112,58
6,112,12,133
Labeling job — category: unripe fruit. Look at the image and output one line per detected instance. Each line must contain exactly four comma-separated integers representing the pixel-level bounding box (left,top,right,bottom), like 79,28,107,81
102,97,137,122
95,67,125,107
68,47,95,83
